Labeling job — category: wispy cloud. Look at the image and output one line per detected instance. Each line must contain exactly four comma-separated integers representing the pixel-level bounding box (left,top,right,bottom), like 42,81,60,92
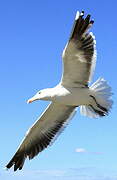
1,168,117,180
75,148,87,153
75,148,103,155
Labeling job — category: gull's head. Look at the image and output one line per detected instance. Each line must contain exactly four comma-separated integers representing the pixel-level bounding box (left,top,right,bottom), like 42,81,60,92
27,88,53,104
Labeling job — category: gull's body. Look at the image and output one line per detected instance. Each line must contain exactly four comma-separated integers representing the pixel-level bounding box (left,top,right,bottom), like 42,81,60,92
44,85,92,106
6,11,113,171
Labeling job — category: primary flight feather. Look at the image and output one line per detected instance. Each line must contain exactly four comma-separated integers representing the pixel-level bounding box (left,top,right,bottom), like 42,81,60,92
6,11,113,171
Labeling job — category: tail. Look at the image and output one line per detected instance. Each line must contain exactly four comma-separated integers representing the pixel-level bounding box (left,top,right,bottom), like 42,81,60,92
80,78,113,118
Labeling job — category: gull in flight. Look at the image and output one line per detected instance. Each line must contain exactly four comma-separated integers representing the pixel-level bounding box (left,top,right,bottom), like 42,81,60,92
6,11,113,171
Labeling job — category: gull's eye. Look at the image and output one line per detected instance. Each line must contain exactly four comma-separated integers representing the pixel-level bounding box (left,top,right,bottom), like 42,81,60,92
38,91,41,94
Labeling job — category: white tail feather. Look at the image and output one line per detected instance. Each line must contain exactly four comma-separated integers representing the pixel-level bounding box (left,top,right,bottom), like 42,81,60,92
80,78,113,118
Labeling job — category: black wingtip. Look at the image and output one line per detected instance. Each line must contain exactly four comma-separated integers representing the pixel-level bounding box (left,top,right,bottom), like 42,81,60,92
6,161,14,169
5,151,26,171
90,20,94,24
19,167,23,170
14,166,17,171
87,14,91,18
70,11,94,40
80,10,84,16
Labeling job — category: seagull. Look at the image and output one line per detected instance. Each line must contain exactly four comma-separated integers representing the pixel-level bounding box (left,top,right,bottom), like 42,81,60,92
6,11,113,171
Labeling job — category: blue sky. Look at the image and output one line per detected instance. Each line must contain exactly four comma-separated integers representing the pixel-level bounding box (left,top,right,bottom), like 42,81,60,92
0,0,117,179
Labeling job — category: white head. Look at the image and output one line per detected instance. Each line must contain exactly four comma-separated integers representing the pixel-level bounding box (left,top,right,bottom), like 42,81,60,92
27,88,53,103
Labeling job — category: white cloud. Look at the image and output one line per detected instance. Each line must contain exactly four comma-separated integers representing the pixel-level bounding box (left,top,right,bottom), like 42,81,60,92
1,168,117,180
75,148,87,153
75,148,103,155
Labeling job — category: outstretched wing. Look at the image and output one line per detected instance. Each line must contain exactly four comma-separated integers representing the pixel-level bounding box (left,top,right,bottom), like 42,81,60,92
6,103,76,171
61,11,96,88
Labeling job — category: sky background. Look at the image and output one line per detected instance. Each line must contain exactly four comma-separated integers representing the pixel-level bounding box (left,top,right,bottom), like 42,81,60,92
0,0,117,179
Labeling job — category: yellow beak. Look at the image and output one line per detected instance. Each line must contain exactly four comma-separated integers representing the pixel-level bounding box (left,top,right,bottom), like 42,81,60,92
27,96,38,104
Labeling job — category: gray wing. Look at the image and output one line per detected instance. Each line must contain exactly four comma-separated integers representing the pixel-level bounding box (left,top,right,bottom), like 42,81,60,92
61,11,96,88
6,103,76,171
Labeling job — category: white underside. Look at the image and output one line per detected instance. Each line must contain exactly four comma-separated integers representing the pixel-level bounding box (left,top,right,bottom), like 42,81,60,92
51,77,113,118
52,84,92,106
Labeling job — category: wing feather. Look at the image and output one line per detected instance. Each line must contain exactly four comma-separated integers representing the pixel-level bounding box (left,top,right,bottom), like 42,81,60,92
6,103,76,171
61,11,96,87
